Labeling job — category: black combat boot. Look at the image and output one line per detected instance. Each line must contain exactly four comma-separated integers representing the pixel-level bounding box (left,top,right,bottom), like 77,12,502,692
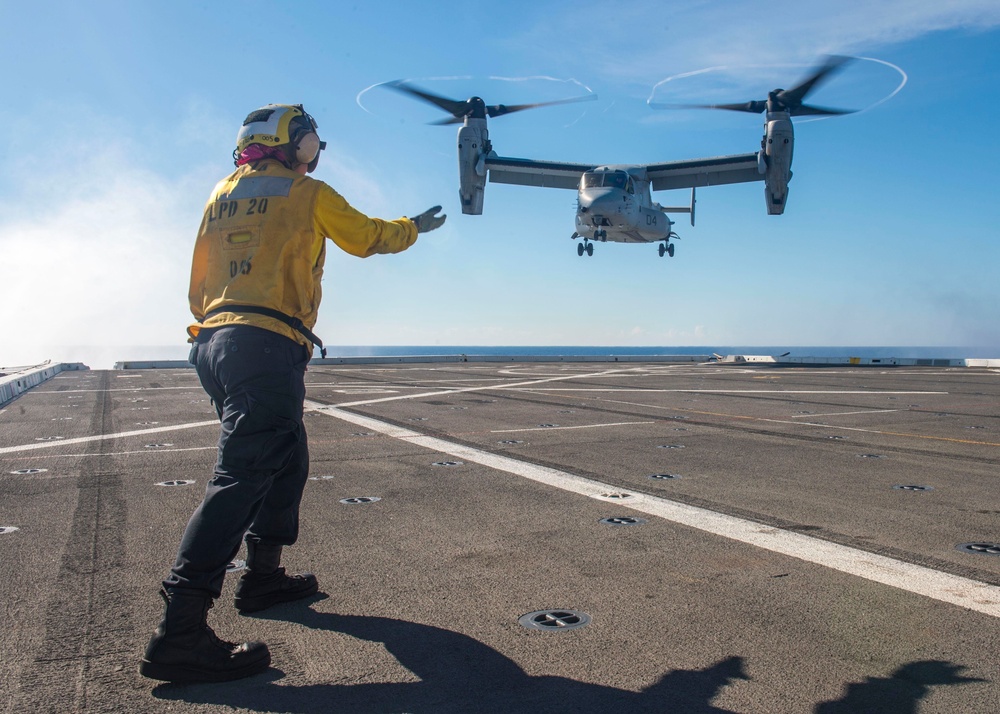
234,542,319,614
139,588,270,682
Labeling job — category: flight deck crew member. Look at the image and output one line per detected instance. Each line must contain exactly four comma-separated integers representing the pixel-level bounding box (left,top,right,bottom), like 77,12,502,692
140,104,446,683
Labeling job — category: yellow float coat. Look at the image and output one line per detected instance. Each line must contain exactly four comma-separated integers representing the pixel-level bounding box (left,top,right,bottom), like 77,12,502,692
188,159,417,349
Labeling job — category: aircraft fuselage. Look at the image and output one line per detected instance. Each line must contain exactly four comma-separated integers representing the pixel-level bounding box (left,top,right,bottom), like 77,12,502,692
574,167,671,244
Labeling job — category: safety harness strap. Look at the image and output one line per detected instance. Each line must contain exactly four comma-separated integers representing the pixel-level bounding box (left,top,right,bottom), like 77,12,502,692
202,305,327,358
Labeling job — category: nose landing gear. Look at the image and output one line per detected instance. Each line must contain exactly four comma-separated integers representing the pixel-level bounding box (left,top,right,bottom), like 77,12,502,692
573,228,606,257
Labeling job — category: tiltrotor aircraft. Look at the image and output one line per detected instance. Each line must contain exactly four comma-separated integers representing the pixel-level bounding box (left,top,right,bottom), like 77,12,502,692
386,57,855,258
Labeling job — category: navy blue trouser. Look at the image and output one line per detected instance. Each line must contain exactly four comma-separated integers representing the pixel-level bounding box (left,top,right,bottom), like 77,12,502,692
163,325,311,598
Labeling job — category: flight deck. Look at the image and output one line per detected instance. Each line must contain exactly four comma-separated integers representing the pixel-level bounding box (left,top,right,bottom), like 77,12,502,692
1,360,998,712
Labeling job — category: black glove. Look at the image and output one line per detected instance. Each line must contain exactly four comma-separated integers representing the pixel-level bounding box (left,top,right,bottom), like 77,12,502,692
409,205,446,233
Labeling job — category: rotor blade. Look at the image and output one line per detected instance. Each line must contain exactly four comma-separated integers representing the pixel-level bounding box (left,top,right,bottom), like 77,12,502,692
651,57,855,116
779,55,852,107
487,93,597,118
646,102,706,110
648,100,767,114
789,104,856,117
383,80,467,118
708,100,767,114
427,116,465,126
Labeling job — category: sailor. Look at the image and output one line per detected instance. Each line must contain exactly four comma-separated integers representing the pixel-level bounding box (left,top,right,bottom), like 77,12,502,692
140,104,445,682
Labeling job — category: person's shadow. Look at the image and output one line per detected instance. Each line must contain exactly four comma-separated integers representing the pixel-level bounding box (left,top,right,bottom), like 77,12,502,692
153,600,986,713
814,660,986,714
154,599,750,713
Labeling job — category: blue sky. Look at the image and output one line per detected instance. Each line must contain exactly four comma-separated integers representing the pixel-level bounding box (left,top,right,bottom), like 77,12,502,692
1,0,999,368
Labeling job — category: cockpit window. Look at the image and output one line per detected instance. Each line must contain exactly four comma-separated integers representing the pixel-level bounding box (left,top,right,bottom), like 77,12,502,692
581,170,634,192
605,171,627,189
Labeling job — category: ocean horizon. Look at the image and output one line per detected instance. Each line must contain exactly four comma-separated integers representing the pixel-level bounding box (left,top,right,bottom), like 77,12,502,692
4,345,1000,372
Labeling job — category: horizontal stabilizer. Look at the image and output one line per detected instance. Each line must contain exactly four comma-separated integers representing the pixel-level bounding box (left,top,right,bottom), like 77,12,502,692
656,188,697,226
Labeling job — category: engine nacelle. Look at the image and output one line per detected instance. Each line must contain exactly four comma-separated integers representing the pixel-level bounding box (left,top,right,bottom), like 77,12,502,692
762,113,794,215
457,119,489,215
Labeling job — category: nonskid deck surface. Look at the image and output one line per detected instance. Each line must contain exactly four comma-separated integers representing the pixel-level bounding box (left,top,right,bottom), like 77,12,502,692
1,361,998,713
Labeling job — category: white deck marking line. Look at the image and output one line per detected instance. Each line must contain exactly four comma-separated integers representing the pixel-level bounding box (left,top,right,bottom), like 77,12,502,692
0,420,218,455
307,400,1000,618
491,421,655,433
0,367,631,456
791,409,900,418
583,396,1000,447
514,389,947,394
309,380,514,387
334,367,640,408
1,446,217,461
33,386,203,394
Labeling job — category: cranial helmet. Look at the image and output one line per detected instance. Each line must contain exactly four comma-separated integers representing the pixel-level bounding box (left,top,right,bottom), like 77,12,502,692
235,104,326,172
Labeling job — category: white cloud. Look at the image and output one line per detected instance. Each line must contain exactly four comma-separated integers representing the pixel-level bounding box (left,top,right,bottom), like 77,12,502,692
0,104,410,369
0,150,200,354
512,0,1000,84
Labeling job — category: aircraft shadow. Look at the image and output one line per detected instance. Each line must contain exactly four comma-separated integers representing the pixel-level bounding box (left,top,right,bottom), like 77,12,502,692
153,601,748,713
813,660,986,714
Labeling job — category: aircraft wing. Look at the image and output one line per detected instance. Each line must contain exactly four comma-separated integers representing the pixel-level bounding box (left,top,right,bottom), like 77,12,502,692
484,156,596,190
645,153,763,191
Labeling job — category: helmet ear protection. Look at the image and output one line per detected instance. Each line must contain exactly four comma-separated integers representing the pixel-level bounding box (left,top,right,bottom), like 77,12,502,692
288,111,326,172
295,131,322,164
235,104,326,172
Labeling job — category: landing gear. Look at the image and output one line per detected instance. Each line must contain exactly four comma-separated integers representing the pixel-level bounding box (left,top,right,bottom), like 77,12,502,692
658,239,676,258
573,229,605,257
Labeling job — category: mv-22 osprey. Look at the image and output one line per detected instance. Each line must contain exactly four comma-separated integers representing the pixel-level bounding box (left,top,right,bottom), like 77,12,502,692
387,57,854,258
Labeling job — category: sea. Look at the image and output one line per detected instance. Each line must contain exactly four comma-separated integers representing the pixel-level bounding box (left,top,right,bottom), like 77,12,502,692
3,345,999,373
